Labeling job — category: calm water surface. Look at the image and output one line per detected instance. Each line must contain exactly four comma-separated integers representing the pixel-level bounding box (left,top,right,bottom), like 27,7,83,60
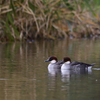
0,39,100,100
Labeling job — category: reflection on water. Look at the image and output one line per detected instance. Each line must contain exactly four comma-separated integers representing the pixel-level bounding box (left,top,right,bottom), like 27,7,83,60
0,39,100,100
48,68,61,77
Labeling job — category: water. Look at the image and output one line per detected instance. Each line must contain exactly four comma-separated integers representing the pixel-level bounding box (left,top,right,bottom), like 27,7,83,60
0,39,100,100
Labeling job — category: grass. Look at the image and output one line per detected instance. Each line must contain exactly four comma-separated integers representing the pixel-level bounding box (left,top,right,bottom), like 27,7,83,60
0,0,100,41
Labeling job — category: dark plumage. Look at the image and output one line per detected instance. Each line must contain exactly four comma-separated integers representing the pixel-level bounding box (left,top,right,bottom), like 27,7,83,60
61,57,95,70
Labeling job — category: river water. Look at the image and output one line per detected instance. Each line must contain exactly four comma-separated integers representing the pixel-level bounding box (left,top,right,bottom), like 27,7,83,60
0,39,100,100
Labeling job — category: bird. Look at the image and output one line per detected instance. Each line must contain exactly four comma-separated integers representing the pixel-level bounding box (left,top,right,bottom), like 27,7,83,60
45,56,63,69
61,57,95,71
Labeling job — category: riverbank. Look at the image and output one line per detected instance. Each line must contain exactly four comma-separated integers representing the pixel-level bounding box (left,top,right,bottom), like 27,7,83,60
0,0,100,41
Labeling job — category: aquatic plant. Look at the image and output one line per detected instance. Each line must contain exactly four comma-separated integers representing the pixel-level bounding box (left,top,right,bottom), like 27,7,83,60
0,0,100,41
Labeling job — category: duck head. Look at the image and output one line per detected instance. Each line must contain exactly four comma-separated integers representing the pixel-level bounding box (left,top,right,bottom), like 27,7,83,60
45,56,58,64
63,57,71,64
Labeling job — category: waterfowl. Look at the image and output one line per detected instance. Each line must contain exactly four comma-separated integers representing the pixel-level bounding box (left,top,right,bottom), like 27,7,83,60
61,57,95,70
45,56,63,69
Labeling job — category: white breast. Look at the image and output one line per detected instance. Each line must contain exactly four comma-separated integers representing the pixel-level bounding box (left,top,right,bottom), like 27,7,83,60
61,64,70,70
48,63,58,69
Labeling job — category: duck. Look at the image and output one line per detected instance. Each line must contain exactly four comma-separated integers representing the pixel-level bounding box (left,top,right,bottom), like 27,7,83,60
61,57,95,70
45,56,63,69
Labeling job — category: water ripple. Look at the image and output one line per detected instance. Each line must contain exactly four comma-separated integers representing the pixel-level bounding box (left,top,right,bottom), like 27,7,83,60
92,68,100,70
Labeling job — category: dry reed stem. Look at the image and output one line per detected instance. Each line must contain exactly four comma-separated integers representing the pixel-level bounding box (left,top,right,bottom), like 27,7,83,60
0,0,100,41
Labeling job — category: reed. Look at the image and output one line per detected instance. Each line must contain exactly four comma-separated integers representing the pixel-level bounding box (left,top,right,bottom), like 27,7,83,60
0,0,100,41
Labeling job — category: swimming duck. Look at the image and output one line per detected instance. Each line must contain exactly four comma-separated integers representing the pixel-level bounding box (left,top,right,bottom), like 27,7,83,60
61,57,95,70
45,56,63,69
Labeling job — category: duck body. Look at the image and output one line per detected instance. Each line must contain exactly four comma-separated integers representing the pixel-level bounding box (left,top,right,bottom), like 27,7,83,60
48,61,62,69
61,57,95,71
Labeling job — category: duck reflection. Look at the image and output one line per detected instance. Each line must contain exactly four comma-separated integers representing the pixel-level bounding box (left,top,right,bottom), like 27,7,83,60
48,68,61,77
48,68,61,90
47,66,92,91
61,69,90,83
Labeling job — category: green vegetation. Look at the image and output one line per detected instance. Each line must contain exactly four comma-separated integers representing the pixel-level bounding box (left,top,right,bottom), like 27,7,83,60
0,0,100,41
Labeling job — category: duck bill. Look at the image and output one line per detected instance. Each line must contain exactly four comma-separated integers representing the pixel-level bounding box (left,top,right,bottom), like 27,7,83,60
59,61,64,64
61,61,64,64
45,59,50,62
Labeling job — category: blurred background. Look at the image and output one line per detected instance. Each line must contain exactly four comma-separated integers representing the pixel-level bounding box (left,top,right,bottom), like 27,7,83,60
0,0,100,100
